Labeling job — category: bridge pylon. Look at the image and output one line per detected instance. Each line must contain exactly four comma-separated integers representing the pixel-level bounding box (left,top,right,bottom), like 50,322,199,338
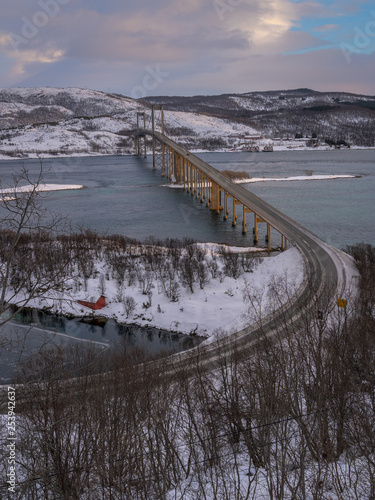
135,112,147,158
138,110,289,252
152,105,167,175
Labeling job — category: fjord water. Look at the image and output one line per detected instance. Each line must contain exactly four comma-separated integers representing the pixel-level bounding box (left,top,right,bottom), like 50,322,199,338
1,149,374,249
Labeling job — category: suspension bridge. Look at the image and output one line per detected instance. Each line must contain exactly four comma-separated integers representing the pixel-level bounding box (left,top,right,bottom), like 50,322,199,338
133,105,349,369
135,105,289,252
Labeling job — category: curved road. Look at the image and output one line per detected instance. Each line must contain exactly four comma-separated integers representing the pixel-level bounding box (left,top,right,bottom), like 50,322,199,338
0,136,347,407
150,131,345,370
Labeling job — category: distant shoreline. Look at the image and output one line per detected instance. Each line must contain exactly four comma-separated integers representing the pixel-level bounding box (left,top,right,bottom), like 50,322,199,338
0,146,374,162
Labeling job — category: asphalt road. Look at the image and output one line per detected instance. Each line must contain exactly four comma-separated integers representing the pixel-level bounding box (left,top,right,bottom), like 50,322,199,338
0,134,343,406
151,131,341,371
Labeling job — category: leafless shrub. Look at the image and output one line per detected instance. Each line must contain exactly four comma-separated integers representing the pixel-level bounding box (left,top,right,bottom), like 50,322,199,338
123,295,137,319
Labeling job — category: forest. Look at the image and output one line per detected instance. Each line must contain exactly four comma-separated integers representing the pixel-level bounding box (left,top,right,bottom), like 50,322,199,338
0,242,374,499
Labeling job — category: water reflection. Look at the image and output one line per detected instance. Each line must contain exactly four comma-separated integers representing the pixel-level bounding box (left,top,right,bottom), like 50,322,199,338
0,307,205,383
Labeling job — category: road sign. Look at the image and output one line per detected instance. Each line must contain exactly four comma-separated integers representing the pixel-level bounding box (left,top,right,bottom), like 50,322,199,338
338,298,347,308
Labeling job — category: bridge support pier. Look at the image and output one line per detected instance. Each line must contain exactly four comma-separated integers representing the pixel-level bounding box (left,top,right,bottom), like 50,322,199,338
243,207,253,235
233,199,241,227
210,182,220,212
254,213,259,243
281,235,287,251
267,223,271,253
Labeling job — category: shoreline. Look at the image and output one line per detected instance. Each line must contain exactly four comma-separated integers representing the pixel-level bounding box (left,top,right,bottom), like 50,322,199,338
0,146,374,162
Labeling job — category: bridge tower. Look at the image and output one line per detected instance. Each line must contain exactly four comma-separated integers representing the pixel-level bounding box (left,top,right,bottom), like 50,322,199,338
135,112,147,158
152,105,169,176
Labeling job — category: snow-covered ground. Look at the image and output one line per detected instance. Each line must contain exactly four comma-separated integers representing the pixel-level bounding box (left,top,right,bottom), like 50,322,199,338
235,174,357,184
0,184,84,194
165,174,357,190
20,246,305,338
0,184,84,201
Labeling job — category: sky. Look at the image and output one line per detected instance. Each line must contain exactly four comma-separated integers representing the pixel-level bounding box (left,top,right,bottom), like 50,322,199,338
0,0,374,97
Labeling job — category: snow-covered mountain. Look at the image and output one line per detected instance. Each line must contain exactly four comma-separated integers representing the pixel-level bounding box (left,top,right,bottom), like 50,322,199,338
0,87,260,159
146,88,375,147
0,87,374,159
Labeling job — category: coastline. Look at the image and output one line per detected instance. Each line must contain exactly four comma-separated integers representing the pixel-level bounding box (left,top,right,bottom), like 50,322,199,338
0,145,374,162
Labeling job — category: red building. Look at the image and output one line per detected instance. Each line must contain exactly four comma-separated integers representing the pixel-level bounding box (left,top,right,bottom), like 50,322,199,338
77,295,106,310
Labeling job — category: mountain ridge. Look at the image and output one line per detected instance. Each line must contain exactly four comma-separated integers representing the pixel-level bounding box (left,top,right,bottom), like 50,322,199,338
0,86,373,159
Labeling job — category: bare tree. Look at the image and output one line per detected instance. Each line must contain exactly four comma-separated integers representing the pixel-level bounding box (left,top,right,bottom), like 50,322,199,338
0,165,69,327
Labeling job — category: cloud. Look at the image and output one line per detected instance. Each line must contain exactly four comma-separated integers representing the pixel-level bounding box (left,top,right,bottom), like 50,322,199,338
313,23,339,32
0,0,374,95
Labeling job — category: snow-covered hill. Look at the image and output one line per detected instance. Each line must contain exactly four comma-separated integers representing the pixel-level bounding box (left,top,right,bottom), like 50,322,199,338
146,88,375,147
0,87,260,159
0,87,374,159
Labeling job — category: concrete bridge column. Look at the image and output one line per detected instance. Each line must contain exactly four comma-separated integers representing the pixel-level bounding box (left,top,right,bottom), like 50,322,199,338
218,188,224,213
243,207,253,234
206,177,211,207
179,154,183,182
266,223,271,253
196,170,201,199
171,150,175,181
183,159,186,189
255,215,266,244
210,181,218,211
167,148,170,179
233,199,241,227
161,145,166,177
187,162,191,192
254,213,259,243
201,174,205,203
224,193,229,220
281,235,287,251
171,151,175,180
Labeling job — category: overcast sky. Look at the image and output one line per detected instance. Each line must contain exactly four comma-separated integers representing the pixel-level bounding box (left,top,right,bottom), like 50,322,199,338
0,0,374,97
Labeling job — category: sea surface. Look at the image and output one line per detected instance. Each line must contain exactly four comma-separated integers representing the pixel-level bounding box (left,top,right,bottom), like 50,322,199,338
0,149,374,249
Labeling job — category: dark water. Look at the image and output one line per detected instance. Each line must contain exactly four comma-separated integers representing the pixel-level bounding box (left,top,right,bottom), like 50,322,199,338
0,309,202,383
0,149,373,248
